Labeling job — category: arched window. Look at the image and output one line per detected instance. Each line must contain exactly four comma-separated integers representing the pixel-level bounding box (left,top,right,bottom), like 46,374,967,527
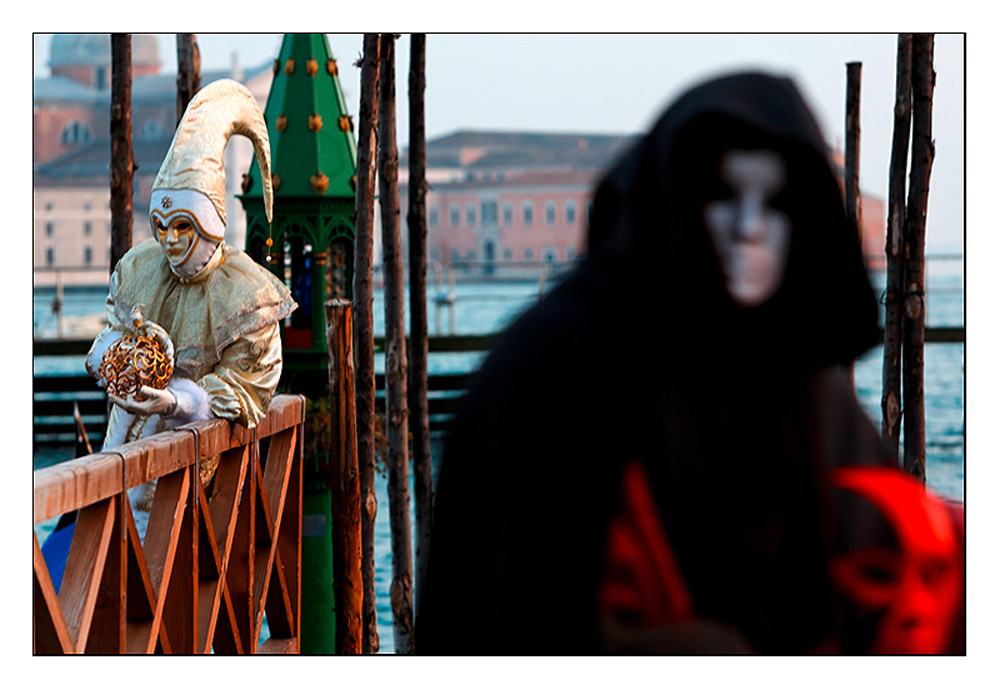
139,119,166,142
60,121,92,147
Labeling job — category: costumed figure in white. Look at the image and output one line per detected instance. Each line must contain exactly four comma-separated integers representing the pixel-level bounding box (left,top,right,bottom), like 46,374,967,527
86,79,296,518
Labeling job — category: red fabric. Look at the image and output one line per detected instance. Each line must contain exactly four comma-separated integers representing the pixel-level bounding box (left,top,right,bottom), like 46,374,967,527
598,460,693,626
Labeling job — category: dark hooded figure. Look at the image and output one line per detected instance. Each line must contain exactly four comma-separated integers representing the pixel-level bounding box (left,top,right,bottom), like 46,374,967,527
415,72,963,654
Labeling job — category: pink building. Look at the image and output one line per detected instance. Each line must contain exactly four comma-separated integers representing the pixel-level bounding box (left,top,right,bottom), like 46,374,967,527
402,131,634,278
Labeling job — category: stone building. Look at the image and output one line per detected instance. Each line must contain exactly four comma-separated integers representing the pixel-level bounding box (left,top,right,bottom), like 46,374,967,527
33,34,273,287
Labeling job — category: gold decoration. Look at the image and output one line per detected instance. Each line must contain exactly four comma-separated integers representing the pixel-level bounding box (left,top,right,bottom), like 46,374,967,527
310,172,329,194
272,174,281,191
273,59,280,76
350,174,357,190
284,58,295,75
306,58,318,75
276,114,288,132
338,115,352,132
309,113,323,132
99,334,173,400
327,58,338,76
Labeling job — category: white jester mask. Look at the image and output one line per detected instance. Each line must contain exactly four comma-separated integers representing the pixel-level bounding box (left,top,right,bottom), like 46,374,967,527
150,189,223,277
703,150,791,308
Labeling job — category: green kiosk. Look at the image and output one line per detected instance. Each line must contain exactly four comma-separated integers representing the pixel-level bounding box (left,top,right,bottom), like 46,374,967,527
239,33,357,653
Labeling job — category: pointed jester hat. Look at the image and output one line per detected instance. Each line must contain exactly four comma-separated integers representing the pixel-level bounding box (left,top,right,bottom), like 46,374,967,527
150,79,273,242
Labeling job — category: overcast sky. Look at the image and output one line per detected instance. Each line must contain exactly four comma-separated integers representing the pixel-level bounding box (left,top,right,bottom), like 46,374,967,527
33,32,964,253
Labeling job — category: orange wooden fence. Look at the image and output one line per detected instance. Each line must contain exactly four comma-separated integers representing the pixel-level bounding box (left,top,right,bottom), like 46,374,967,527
33,394,305,654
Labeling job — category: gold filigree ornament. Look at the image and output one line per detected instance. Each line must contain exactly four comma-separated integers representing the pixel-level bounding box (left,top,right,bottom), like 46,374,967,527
99,335,174,401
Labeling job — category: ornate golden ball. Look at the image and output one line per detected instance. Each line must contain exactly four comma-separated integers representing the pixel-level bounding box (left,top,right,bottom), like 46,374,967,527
99,334,173,400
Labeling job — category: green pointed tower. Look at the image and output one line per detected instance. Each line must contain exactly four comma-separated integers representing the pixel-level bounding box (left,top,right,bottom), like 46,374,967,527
238,33,358,655
240,33,357,369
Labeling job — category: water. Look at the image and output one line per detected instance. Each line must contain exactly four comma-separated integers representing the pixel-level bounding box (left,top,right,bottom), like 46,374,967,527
32,260,965,652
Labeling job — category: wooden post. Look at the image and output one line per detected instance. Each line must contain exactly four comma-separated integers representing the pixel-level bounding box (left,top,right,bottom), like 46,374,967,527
176,34,201,123
378,33,415,654
352,33,382,655
325,299,363,654
406,33,434,612
843,62,862,385
109,34,133,276
902,34,936,483
881,34,913,458
844,62,863,246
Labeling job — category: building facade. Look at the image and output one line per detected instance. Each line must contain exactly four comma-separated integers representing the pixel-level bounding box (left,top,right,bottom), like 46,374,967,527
33,34,274,288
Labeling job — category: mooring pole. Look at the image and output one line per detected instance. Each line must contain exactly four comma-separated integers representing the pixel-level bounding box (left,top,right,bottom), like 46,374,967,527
902,33,936,483
353,32,382,655
378,33,415,654
176,34,201,123
326,299,363,654
407,33,434,613
881,34,913,458
109,34,133,276
843,61,863,385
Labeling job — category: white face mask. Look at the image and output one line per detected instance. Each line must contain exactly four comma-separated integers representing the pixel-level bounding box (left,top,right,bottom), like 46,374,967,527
703,150,791,308
150,189,224,278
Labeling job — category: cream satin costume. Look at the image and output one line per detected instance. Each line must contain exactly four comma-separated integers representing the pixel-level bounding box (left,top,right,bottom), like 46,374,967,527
86,80,294,514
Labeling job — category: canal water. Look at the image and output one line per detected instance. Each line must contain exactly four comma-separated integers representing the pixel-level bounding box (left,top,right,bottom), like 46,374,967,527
33,260,964,653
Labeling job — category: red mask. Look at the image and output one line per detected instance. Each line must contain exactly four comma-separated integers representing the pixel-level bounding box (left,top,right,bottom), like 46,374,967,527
831,467,962,653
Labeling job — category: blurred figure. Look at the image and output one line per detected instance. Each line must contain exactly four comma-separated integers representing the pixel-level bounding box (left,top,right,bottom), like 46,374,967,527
415,72,962,654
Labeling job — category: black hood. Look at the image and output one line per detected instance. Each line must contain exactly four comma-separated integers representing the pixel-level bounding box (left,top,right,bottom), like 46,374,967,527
583,71,880,370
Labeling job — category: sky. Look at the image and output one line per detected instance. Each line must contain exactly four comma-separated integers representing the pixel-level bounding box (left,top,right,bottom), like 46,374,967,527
33,32,965,253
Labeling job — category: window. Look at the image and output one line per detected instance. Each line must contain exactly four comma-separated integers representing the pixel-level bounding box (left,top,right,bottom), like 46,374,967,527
523,202,533,226
544,247,558,263
429,207,439,227
61,121,92,146
46,247,54,266
45,223,54,237
546,202,556,225
466,205,476,226
524,248,534,260
84,221,92,236
450,205,460,226
139,119,166,142
84,246,93,265
502,203,513,225
504,248,513,260
566,201,576,225
481,199,497,225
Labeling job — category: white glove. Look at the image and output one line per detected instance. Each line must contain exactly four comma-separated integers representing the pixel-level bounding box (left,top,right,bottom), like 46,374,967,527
109,385,177,416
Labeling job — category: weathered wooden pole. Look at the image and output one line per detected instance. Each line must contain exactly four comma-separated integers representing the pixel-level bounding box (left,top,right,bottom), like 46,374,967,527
881,34,913,457
843,61,862,385
378,33,415,654
406,33,434,612
902,33,936,483
176,34,201,123
109,34,133,276
844,62,863,246
352,33,382,655
326,298,363,654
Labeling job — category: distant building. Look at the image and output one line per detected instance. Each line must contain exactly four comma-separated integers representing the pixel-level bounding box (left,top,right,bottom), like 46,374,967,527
33,34,274,287
402,131,885,280
34,35,886,290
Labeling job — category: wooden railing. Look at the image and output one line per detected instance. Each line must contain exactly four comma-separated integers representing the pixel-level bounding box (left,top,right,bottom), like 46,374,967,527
33,394,305,654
